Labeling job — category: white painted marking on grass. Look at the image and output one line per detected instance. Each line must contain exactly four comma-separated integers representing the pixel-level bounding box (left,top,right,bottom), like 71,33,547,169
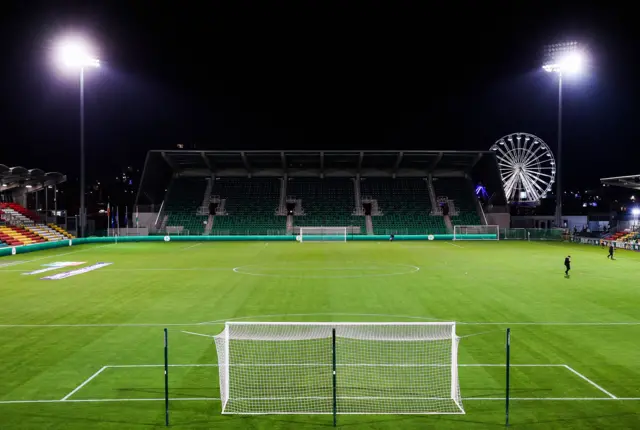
464,397,632,401
2,397,639,405
107,364,219,368
0,244,114,269
181,243,202,250
101,268,233,272
61,366,107,401
232,264,420,279
563,365,618,399
460,321,640,326
0,261,27,268
447,242,464,249
181,330,216,339
0,398,222,405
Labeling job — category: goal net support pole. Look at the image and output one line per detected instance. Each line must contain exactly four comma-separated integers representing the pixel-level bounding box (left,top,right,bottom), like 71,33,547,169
332,328,337,427
505,328,511,427
214,322,464,419
453,225,499,241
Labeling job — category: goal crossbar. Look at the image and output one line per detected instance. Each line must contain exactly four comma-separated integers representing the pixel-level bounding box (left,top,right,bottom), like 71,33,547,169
214,321,464,416
299,227,347,243
227,322,455,326
453,225,499,241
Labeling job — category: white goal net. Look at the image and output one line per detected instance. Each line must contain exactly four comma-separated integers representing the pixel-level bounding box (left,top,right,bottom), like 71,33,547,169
298,227,347,242
452,225,499,241
213,322,464,415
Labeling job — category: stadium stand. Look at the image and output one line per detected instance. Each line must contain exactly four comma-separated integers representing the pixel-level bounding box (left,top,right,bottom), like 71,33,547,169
0,203,73,241
605,231,629,242
137,150,507,237
432,177,482,226
288,178,366,233
361,177,446,235
210,177,285,235
164,177,209,235
48,224,74,239
0,165,72,242
0,225,44,246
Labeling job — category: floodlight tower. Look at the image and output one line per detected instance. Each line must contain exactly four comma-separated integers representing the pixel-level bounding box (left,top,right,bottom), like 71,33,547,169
543,42,584,229
55,37,100,238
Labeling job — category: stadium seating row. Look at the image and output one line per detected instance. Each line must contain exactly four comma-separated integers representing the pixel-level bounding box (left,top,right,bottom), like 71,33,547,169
432,178,482,226
162,176,481,235
0,225,45,246
0,203,74,245
211,178,284,235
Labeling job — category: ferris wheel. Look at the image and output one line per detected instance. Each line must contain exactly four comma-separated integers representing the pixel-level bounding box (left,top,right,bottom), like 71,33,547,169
490,132,556,204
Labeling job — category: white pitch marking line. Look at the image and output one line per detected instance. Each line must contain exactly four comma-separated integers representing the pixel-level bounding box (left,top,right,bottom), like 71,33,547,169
60,367,107,401
107,364,219,368
0,398,222,405
181,243,202,250
0,244,114,268
0,323,197,328
181,330,216,339
563,365,617,399
460,322,640,326
464,397,634,401
1,319,640,328
2,397,640,405
447,242,464,249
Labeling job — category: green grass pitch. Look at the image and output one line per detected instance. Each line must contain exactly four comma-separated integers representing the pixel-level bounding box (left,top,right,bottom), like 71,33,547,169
0,240,639,429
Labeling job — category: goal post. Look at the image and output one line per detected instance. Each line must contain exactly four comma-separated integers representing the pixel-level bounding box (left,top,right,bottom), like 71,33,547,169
298,227,347,243
452,225,499,241
213,322,464,416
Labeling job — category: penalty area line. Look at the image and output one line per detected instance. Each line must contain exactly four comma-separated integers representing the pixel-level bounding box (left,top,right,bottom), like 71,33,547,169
61,366,107,401
563,365,618,399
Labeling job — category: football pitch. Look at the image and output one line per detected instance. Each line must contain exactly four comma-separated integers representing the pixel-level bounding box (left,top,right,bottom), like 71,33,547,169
0,240,639,429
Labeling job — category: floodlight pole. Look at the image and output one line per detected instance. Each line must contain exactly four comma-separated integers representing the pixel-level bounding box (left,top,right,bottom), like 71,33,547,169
555,73,563,229
79,67,86,238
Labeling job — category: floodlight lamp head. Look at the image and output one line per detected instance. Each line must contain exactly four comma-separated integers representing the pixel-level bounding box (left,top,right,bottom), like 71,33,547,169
56,38,100,69
632,208,640,216
542,42,584,75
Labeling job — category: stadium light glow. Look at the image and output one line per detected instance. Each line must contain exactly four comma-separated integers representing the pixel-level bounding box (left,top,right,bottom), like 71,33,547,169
52,35,101,239
543,42,585,75
632,208,640,216
55,37,100,69
542,41,587,229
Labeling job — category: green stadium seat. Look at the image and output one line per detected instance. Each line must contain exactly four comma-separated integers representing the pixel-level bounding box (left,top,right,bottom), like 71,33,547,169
210,178,285,235
164,177,209,234
360,178,447,235
288,178,366,234
432,177,482,226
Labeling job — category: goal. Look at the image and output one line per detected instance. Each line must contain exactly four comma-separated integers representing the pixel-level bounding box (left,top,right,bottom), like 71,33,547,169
299,227,347,242
453,225,499,241
213,322,464,415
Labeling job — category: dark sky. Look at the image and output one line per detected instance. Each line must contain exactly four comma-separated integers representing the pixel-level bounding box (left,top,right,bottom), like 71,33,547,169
0,1,637,192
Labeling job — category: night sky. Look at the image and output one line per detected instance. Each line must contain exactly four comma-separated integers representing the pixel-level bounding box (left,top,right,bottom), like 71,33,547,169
0,2,637,200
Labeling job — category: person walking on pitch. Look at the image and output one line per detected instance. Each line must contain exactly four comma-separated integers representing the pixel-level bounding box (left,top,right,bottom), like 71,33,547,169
564,255,571,276
608,244,615,260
